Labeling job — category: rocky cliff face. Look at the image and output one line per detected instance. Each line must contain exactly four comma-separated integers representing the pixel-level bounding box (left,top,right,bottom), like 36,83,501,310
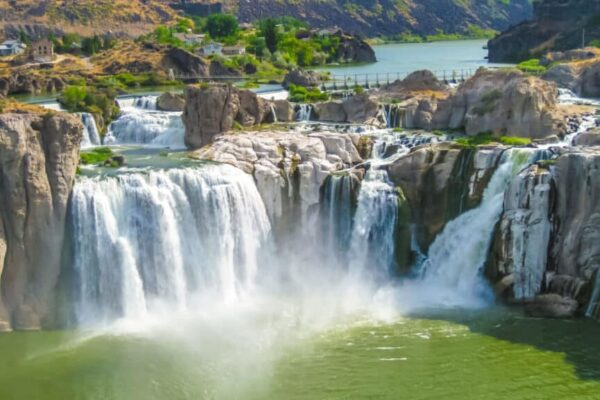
0,112,82,331
489,0,600,62
234,0,532,38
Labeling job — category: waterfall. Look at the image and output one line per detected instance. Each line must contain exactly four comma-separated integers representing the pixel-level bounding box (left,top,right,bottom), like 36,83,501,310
270,103,278,123
78,113,101,148
116,96,158,110
104,108,185,148
70,165,271,326
586,272,600,319
348,168,399,280
320,174,357,255
382,104,402,129
296,104,313,122
417,149,538,306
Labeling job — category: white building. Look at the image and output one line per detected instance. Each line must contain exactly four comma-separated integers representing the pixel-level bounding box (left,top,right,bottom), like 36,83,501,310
174,33,206,46
222,46,246,56
199,42,223,56
0,40,26,57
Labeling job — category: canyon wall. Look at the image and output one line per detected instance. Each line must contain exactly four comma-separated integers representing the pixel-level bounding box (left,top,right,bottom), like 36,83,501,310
0,112,82,331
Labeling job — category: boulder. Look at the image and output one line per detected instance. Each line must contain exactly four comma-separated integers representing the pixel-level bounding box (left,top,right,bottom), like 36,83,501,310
525,294,579,318
0,112,82,331
574,128,600,146
183,84,271,149
336,33,376,63
342,93,379,124
157,92,185,112
271,100,295,122
166,47,209,77
542,64,580,93
444,68,565,139
283,69,323,88
314,101,346,123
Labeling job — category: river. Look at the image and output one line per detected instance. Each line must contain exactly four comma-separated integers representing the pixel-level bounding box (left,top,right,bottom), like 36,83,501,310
3,40,599,400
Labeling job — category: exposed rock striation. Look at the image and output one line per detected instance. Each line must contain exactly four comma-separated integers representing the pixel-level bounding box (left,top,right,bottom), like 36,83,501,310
0,112,82,331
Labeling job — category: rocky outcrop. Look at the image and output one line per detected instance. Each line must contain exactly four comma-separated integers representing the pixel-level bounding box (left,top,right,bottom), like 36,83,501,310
183,84,271,149
0,72,66,96
525,294,579,318
166,47,210,77
235,0,531,39
489,0,600,62
192,129,363,224
314,94,381,125
387,143,503,249
156,92,185,112
0,112,82,331
550,59,600,99
380,68,566,139
336,33,376,63
271,100,295,122
283,69,323,88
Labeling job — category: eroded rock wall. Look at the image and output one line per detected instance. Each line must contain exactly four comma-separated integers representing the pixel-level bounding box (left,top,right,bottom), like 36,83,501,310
0,112,82,331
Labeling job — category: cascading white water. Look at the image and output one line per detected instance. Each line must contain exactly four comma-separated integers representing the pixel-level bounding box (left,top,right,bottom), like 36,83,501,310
269,104,278,123
586,272,600,318
416,149,538,306
70,165,271,326
321,174,355,254
296,104,313,122
116,96,158,110
78,112,101,148
104,107,185,148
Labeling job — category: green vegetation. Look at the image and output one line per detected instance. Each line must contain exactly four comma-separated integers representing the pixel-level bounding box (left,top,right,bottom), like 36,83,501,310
455,132,532,148
59,86,120,132
288,84,329,103
516,59,547,75
80,147,117,166
370,24,497,45
206,14,239,39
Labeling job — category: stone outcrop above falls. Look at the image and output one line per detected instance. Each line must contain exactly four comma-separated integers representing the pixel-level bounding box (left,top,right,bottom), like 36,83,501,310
0,112,82,331
386,142,504,250
486,148,600,317
543,57,600,98
192,129,364,223
183,84,296,149
157,92,185,112
379,68,567,140
313,93,382,125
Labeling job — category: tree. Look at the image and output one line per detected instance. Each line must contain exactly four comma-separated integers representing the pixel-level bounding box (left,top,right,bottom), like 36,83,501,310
82,36,102,56
261,18,279,54
205,14,239,39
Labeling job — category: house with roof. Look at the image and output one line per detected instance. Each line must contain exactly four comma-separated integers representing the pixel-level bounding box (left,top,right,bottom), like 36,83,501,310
222,45,246,57
0,40,27,56
29,39,54,63
199,42,223,56
174,33,206,46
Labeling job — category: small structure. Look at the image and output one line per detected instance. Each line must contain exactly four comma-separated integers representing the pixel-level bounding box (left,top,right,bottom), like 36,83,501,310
222,45,246,57
239,22,253,30
0,40,26,56
174,33,206,46
317,27,342,37
29,39,54,63
199,41,223,56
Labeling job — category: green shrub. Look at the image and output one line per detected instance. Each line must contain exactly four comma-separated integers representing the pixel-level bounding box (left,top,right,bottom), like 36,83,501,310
59,85,120,132
517,59,547,75
288,84,329,103
80,147,115,165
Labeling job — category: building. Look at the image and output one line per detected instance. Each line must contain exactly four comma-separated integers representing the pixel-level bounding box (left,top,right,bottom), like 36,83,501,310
29,39,54,63
174,33,206,46
199,42,223,56
0,40,26,56
222,45,246,56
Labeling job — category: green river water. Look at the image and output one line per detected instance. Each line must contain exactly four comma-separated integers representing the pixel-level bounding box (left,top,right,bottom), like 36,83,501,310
1,308,598,400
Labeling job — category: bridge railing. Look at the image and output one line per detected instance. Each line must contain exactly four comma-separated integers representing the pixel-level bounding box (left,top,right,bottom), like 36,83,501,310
174,67,504,91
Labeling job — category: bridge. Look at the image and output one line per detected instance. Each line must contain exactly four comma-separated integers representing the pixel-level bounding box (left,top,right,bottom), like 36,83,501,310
173,68,488,91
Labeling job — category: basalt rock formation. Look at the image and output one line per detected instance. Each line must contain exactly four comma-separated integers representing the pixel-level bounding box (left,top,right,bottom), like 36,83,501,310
183,84,295,149
379,68,567,139
488,0,600,63
0,112,82,331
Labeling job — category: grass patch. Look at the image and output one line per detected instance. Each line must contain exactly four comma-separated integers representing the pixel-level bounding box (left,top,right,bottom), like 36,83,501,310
288,84,329,103
80,147,116,165
516,59,547,75
455,132,532,148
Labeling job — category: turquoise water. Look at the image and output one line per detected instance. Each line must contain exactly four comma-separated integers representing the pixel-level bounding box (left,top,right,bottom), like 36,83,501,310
317,39,512,78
